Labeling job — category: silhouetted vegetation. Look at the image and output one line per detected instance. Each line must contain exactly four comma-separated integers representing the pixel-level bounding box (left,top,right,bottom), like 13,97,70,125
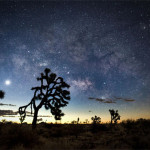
0,119,149,149
19,68,70,129
91,115,101,124
77,117,80,124
109,109,120,124
0,90,5,99
91,115,101,133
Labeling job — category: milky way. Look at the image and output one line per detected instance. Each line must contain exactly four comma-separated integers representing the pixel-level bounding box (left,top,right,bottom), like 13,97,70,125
0,1,150,122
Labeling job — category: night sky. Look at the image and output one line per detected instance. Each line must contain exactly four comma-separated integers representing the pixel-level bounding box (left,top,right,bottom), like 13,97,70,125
0,1,150,123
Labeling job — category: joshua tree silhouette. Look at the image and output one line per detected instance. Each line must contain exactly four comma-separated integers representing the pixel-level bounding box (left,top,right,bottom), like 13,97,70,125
91,115,101,124
85,119,89,124
19,68,70,129
109,109,120,124
77,117,80,124
71,120,77,124
0,90,5,99
91,115,101,133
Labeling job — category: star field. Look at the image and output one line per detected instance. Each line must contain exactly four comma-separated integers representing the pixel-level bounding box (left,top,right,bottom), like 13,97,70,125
0,1,150,123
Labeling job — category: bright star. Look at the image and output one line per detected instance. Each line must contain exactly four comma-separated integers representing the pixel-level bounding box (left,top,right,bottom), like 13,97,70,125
5,80,11,85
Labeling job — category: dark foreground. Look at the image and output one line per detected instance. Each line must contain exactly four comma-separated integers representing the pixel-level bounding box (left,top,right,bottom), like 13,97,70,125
0,119,150,150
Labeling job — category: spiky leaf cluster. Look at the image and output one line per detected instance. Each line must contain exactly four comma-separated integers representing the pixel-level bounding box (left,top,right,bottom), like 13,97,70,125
91,115,101,124
109,109,121,124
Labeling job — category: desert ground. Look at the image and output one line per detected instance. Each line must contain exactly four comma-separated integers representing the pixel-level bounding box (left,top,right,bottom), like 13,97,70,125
0,118,150,150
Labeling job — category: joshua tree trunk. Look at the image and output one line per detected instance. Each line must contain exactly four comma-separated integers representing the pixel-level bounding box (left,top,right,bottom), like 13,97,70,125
32,108,39,129
111,116,112,124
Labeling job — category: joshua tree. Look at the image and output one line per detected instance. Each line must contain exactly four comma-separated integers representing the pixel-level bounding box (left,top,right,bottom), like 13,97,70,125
19,117,24,124
91,115,101,124
109,109,120,124
0,90,5,99
91,115,101,133
19,68,70,129
85,119,89,124
71,120,77,124
77,117,80,124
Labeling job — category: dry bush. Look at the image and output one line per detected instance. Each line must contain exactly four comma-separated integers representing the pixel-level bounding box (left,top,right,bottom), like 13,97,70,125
0,123,43,149
0,119,150,150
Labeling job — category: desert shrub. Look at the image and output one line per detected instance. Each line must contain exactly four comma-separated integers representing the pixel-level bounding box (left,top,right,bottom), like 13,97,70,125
126,134,150,149
0,124,43,149
91,115,101,133
121,119,135,130
136,118,150,129
0,120,150,150
50,126,63,137
121,119,150,135
38,124,85,138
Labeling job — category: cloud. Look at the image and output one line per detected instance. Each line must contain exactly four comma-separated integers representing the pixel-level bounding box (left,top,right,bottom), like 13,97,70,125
38,115,52,117
124,99,135,102
88,97,95,100
104,100,116,104
89,96,135,104
0,109,52,118
26,115,52,117
0,103,16,106
8,104,16,106
95,98,105,102
71,78,93,91
114,97,135,102
2,115,18,117
37,118,43,122
0,110,18,116
88,97,116,104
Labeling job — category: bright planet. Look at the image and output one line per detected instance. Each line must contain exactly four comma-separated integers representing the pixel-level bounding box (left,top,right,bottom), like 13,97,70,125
5,80,11,86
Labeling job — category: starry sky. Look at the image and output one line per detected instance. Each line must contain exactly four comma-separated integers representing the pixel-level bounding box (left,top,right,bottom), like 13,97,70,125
0,1,150,123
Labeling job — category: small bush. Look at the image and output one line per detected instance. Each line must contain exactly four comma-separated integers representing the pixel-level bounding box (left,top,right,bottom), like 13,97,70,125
0,124,43,149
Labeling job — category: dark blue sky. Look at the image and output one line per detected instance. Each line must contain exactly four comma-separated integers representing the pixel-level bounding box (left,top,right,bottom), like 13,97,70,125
0,1,150,123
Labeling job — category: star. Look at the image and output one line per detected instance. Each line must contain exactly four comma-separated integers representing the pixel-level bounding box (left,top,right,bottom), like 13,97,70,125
143,26,146,30
5,80,11,86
